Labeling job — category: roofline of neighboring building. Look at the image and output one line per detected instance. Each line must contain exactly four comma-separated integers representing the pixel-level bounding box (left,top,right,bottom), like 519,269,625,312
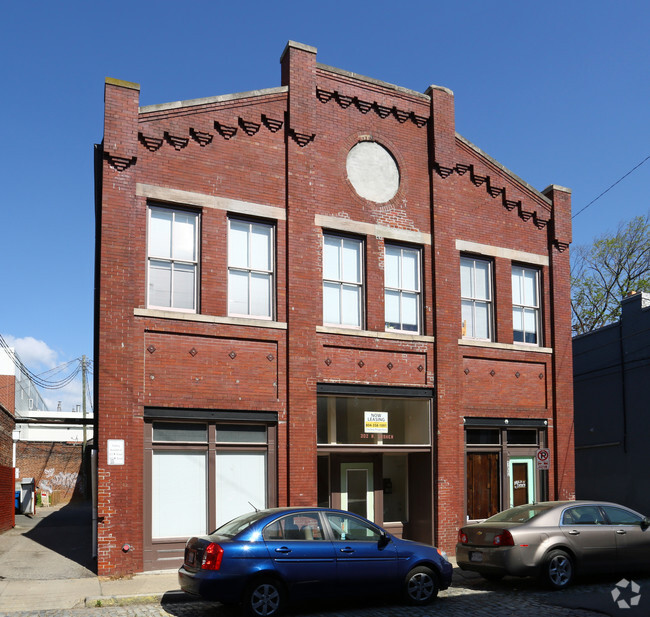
13,416,94,425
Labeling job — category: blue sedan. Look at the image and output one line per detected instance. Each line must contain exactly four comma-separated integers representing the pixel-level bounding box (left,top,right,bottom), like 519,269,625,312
178,507,452,616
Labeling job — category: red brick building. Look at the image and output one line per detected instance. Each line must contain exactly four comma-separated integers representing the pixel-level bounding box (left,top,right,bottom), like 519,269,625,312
94,41,574,576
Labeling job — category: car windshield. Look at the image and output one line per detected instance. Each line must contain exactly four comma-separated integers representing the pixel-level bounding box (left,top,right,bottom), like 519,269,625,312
486,504,554,523
212,511,266,538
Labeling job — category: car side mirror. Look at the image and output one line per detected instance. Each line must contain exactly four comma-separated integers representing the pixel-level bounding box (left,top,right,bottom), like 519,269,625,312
378,531,391,549
641,517,650,531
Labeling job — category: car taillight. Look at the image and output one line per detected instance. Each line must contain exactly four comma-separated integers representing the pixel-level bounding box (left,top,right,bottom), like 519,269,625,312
458,530,468,544
201,543,224,570
493,530,514,546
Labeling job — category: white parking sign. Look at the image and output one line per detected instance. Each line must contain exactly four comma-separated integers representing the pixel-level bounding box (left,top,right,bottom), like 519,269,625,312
536,448,550,470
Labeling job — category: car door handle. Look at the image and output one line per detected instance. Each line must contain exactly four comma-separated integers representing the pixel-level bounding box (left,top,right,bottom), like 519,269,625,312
568,530,580,535
616,530,627,535
275,547,292,553
339,547,355,553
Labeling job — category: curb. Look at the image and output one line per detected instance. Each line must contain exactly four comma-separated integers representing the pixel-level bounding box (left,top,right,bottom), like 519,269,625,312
84,590,191,608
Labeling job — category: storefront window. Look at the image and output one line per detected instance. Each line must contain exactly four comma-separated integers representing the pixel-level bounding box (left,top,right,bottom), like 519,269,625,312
216,451,266,526
150,420,270,539
152,451,207,538
317,396,430,446
383,454,408,522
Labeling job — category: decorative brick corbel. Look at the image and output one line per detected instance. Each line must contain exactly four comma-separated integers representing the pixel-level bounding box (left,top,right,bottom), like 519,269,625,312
190,128,213,147
105,152,137,171
316,88,335,103
261,114,283,133
289,129,315,147
214,121,238,140
355,98,373,114
374,103,392,118
138,133,163,152
434,163,455,178
411,113,428,127
393,107,410,123
164,132,189,151
335,92,354,108
239,118,261,136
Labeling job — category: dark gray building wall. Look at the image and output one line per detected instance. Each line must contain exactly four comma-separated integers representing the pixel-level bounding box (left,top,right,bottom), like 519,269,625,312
573,292,650,515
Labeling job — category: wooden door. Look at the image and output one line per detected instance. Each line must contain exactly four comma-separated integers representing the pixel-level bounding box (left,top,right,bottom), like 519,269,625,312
466,452,499,520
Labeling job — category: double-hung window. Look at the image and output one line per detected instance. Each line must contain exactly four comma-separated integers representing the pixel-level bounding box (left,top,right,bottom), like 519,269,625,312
512,265,540,345
460,256,492,340
148,206,199,311
228,219,274,319
385,244,421,333
323,234,363,328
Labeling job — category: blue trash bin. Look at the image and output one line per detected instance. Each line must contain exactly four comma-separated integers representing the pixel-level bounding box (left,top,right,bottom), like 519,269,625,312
15,491,20,512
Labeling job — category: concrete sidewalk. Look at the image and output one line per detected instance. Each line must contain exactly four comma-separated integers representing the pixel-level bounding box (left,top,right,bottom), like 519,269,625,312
0,502,185,612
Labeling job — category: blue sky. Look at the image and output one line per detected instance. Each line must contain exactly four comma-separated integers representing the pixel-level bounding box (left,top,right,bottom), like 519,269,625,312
1,0,648,411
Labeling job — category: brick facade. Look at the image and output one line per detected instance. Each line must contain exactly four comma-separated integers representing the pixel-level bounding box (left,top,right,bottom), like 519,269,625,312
14,441,86,505
95,41,574,576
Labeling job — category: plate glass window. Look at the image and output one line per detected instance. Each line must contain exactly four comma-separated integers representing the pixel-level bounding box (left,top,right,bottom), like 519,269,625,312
512,266,540,344
228,219,274,319
323,235,363,328
148,207,199,311
460,257,492,340
385,245,421,333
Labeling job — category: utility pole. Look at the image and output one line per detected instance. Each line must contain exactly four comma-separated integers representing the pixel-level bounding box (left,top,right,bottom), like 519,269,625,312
81,355,88,498
82,355,87,450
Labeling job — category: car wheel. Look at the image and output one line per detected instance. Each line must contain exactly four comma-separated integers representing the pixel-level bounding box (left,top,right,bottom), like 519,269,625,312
543,549,574,589
404,566,439,605
243,577,285,617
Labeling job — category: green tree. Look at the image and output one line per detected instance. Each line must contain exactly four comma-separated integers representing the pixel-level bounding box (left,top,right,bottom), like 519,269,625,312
571,214,650,335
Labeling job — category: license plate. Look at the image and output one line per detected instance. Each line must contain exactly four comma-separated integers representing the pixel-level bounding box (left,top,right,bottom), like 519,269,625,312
470,551,483,562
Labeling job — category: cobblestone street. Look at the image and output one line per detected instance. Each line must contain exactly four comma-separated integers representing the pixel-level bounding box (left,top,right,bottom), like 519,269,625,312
3,570,648,617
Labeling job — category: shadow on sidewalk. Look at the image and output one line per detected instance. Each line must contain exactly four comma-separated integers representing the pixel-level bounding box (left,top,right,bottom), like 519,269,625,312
13,501,96,578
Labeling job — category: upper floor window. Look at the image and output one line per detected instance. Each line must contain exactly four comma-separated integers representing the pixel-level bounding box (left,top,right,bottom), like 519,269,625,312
512,265,540,345
385,244,421,333
460,256,492,340
228,219,274,319
147,206,199,311
323,234,363,328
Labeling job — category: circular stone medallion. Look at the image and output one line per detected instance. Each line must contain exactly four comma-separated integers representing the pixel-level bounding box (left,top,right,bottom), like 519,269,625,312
346,142,399,203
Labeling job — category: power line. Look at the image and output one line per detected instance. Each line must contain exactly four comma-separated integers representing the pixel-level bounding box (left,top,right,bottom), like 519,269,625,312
572,154,650,219
0,334,82,390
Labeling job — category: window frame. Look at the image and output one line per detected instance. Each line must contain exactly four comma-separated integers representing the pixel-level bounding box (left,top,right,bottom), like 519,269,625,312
384,243,422,334
227,217,275,320
322,233,365,329
147,205,200,313
460,255,493,341
511,264,541,346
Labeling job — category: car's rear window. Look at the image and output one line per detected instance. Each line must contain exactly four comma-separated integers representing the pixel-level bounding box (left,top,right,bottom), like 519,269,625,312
486,504,554,523
213,511,266,537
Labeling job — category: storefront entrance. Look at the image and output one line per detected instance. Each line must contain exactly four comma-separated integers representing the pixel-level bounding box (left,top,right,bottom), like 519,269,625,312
341,462,374,519
316,384,435,544
464,419,548,521
508,457,535,507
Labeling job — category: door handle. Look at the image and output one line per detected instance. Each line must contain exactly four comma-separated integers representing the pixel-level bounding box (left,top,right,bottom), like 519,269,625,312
616,530,627,535
275,547,291,553
339,547,355,553
568,530,580,535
